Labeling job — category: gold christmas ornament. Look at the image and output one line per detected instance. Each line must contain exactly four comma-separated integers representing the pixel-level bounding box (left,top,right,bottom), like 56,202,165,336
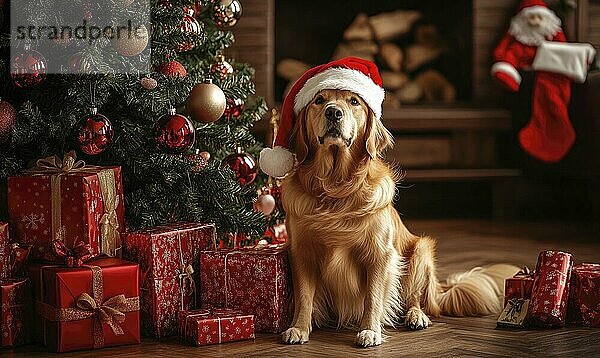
214,0,243,29
113,25,149,57
185,79,226,123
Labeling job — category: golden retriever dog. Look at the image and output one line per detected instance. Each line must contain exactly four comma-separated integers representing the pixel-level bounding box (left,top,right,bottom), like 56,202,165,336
279,88,519,347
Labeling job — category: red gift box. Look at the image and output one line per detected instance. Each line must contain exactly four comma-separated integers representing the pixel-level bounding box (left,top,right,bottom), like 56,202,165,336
123,223,216,338
504,267,535,306
528,250,573,327
200,244,293,333
0,223,9,279
568,263,600,327
7,152,125,261
179,308,255,346
28,257,140,352
1,278,32,347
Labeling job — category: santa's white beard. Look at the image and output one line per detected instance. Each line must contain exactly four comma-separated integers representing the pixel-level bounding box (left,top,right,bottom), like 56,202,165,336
508,10,561,46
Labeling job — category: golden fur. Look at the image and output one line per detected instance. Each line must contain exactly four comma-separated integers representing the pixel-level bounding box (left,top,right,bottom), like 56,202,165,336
280,89,519,347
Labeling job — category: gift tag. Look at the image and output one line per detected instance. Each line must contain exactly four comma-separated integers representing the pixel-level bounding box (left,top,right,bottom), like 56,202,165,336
497,298,530,328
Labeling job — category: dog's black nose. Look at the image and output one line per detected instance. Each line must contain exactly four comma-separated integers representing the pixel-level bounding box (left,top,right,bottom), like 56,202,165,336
325,106,343,122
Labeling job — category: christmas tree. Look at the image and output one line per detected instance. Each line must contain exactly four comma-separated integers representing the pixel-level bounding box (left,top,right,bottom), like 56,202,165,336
0,0,269,239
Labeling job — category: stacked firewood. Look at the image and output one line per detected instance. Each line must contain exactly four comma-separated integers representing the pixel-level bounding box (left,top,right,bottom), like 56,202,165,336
277,11,457,107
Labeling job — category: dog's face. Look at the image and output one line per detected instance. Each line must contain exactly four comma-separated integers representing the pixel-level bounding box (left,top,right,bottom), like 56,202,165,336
290,89,393,165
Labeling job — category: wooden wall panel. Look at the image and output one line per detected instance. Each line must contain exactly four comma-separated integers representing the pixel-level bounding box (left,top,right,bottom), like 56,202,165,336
228,0,274,105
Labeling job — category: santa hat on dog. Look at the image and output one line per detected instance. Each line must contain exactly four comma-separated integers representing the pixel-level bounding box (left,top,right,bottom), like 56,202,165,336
259,57,385,178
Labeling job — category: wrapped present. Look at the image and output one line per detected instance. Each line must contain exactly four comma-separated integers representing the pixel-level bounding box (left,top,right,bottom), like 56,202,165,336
568,263,600,327
497,298,530,328
28,257,140,352
1,278,32,347
179,308,255,346
0,223,9,279
7,152,125,261
123,222,216,338
200,244,292,333
528,250,573,327
504,266,535,306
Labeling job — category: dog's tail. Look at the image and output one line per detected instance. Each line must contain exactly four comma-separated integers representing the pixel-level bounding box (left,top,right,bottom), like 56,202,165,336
436,264,520,316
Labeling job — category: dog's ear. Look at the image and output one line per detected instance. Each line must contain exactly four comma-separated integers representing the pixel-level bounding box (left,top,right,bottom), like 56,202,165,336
365,109,394,159
289,108,310,164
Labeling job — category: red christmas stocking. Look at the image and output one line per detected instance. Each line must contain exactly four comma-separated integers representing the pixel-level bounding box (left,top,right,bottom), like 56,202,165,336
518,71,574,162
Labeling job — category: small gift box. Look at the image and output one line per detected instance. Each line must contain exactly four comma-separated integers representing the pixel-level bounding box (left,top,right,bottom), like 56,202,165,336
528,250,573,327
1,278,32,347
497,298,530,328
28,257,140,352
568,263,600,327
123,222,216,338
179,308,255,346
7,152,125,261
504,266,535,306
200,244,293,333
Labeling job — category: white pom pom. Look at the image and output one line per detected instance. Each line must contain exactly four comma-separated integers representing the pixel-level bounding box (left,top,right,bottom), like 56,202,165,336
259,146,295,178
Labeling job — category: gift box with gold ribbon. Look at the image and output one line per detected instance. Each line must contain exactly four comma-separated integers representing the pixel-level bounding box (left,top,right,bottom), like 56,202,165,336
28,257,140,352
199,244,292,333
0,278,32,347
568,263,600,327
123,223,217,338
7,152,125,262
178,308,255,346
504,266,535,306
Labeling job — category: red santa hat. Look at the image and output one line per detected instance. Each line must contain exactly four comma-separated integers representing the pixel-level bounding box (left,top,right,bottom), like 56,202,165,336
516,0,554,18
259,57,385,178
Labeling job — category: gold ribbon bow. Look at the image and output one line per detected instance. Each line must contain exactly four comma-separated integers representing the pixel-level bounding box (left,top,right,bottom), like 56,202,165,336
76,293,128,335
175,231,197,310
29,151,88,173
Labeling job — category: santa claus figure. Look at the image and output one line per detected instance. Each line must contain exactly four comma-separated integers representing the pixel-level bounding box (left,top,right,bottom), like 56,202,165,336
492,0,595,163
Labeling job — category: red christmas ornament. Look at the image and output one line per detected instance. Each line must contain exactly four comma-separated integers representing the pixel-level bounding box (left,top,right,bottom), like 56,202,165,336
0,99,18,143
179,14,202,52
157,60,187,77
210,53,233,80
154,107,196,154
68,52,91,73
75,107,114,155
224,97,244,119
11,45,47,88
222,147,257,186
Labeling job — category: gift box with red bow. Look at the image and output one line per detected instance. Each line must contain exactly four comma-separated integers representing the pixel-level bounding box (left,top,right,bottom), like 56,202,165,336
1,278,32,347
178,308,255,346
528,250,573,327
568,263,600,327
7,152,125,262
199,244,292,333
123,223,216,338
28,257,140,352
504,267,535,306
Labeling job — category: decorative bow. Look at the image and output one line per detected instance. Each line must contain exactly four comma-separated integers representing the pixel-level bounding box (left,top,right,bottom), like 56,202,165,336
76,293,128,335
516,266,534,277
26,151,89,174
506,298,525,319
99,195,120,257
178,264,196,310
51,234,95,268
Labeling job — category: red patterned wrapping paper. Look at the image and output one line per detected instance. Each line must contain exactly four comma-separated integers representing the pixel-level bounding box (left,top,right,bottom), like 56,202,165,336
7,155,125,262
528,250,573,327
568,263,600,327
504,268,535,306
28,257,140,352
200,245,293,333
123,222,217,338
1,278,32,347
179,308,255,346
0,223,9,279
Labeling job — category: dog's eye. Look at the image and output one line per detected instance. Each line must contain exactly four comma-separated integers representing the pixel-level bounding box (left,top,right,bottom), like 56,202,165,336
350,97,360,106
314,96,325,105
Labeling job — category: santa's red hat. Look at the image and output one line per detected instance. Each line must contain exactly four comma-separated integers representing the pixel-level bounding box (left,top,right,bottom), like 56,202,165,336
259,57,385,178
516,0,553,16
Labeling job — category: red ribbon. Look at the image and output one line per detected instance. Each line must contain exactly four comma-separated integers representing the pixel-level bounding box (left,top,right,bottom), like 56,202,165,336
51,240,95,267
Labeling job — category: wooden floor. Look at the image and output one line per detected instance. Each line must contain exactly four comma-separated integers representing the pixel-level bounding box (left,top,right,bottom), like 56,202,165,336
5,219,600,357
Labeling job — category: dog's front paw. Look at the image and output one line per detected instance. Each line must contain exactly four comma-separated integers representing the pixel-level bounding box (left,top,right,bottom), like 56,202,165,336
355,329,382,348
405,306,431,330
281,327,309,344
